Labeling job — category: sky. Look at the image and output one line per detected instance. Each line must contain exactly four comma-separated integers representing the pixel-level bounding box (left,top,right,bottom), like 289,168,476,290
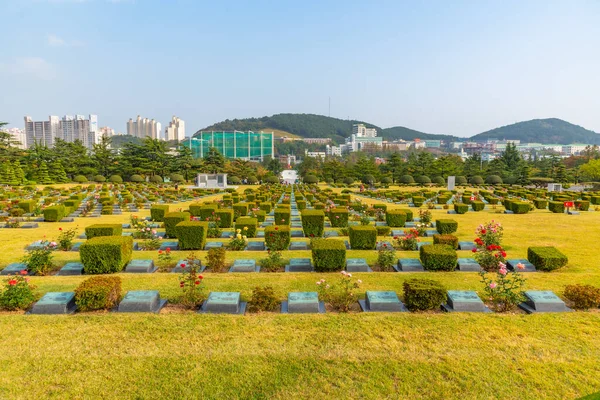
1,0,599,137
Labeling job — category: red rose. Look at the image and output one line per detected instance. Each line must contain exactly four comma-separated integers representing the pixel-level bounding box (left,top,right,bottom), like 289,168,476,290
195,280,200,285
472,248,477,253
8,279,17,286
180,283,184,288
198,275,203,279
180,263,186,267
481,229,486,234
501,251,507,257
59,227,62,231
166,247,171,251
158,250,163,254
20,270,27,275
275,226,279,231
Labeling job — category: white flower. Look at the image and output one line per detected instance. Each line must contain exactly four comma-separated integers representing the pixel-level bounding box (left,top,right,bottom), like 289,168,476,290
347,273,352,277
316,281,321,285
357,279,362,284
325,284,330,289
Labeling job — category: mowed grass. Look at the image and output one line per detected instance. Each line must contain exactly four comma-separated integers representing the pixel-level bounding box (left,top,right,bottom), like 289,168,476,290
1,185,600,399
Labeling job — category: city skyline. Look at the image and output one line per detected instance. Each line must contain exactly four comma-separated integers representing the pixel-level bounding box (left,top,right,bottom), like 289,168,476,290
1,1,599,136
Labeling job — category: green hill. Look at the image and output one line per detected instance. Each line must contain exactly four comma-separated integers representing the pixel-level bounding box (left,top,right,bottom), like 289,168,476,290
380,126,459,142
470,118,600,144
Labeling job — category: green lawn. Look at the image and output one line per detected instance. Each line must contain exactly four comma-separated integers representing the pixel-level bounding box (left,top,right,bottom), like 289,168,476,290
1,186,600,399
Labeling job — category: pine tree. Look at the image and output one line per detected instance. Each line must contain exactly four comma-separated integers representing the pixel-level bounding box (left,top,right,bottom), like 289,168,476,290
37,161,52,184
12,160,24,184
1,160,17,185
50,160,69,183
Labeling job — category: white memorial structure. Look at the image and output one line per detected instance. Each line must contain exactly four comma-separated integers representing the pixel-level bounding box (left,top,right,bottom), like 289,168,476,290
280,170,298,184
195,173,228,188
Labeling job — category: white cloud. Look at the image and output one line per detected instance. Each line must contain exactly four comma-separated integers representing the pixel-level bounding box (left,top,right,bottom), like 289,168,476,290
0,57,57,80
47,34,84,47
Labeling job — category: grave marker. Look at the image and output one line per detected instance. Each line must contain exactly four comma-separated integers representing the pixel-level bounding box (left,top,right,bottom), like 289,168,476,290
200,292,246,314
118,290,166,313
282,292,324,313
359,291,407,312
230,259,258,272
125,259,157,273
346,258,371,272
30,292,77,314
395,259,424,272
58,262,84,276
442,290,489,312
519,291,571,313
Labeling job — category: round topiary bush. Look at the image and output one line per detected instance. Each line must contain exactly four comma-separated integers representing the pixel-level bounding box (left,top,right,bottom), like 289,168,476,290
400,175,415,184
415,175,431,184
228,176,242,185
503,176,517,185
73,175,87,183
362,174,375,185
455,176,468,185
304,175,319,184
94,175,106,183
470,175,484,185
265,176,279,184
485,175,503,185
109,175,123,183
343,177,354,185
432,176,445,185
130,174,144,182
381,177,393,184
170,173,184,183
150,175,163,183
247,175,258,184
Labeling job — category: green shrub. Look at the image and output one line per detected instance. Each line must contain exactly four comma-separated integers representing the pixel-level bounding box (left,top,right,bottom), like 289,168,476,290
386,209,407,227
574,200,590,211
80,236,133,274
376,226,391,236
412,196,425,207
433,234,458,250
215,209,234,228
471,201,485,211
274,208,291,225
454,203,468,214
149,175,163,183
296,200,307,210
233,202,249,218
265,225,291,251
17,200,36,213
198,204,219,220
373,204,387,212
85,224,122,239
176,221,208,250
130,174,144,182
419,244,457,271
435,219,458,234
248,286,280,312
73,175,87,183
43,205,66,222
403,278,446,311
563,284,600,309
259,202,272,213
94,175,106,183
548,201,565,213
234,217,258,238
348,225,377,250
109,175,123,183
527,246,568,271
510,201,531,214
254,210,266,223
164,212,190,238
207,247,227,272
533,198,548,209
74,276,122,311
329,208,349,227
301,209,325,237
150,205,170,222
404,209,413,222
312,238,347,272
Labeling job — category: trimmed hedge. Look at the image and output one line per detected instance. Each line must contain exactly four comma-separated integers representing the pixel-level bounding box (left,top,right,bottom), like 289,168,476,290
85,224,122,239
150,205,170,222
233,202,249,218
259,202,272,213
412,196,425,207
471,201,485,211
80,236,133,274
215,209,234,228
175,221,208,250
575,200,590,211
454,203,468,214
386,209,407,227
74,276,122,311
548,201,565,213
164,212,191,238
433,234,458,250
43,205,66,222
296,200,307,210
311,239,347,272
510,201,531,214
17,200,36,213
301,209,325,238
264,225,291,251
373,204,387,212
348,225,377,250
329,208,349,227
235,217,258,238
404,209,413,222
419,244,457,271
435,219,457,234
533,198,548,209
527,246,568,272
403,278,446,311
274,208,291,225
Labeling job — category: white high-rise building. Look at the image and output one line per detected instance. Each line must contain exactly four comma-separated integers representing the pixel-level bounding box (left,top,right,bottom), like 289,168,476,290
24,114,98,149
3,128,27,149
165,116,185,141
24,115,60,148
127,115,161,139
352,123,377,138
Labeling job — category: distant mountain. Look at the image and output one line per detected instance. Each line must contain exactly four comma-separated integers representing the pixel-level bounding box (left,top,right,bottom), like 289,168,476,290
470,118,600,145
194,113,448,143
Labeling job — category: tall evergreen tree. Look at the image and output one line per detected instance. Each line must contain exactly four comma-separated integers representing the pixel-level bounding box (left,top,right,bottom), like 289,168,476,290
37,161,52,184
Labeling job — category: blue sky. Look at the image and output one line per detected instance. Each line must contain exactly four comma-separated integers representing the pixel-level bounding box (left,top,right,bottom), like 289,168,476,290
1,0,599,137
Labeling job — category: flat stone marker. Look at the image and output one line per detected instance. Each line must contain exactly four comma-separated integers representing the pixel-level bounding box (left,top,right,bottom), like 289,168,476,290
359,291,407,312
391,229,405,237
122,232,133,237
245,241,265,251
291,222,302,228
78,233,87,239
58,262,84,276
30,292,77,314
1,262,28,275
506,259,536,272
289,242,309,251
376,241,393,250
285,258,314,272
21,223,39,229
256,231,265,238
60,217,75,223
519,291,571,314
447,210,457,214
122,223,131,229
457,258,481,272
26,240,50,251
324,222,331,227
290,230,304,238
204,242,223,250
346,258,371,272
324,231,339,238
442,290,489,312
125,259,157,273
405,222,417,228
282,292,324,313
159,241,179,251
171,259,203,273
220,231,233,238
503,210,514,214
230,259,258,272
458,241,477,251
200,292,246,314
118,290,166,313
375,221,388,227
395,258,424,272
424,229,438,237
